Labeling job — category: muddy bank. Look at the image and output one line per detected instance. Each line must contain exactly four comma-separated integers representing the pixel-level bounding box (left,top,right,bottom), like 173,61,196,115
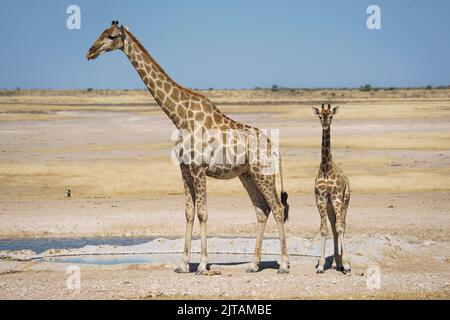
0,233,448,300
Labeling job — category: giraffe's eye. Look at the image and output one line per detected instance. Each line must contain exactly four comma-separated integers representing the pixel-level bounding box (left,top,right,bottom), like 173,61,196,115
109,35,117,40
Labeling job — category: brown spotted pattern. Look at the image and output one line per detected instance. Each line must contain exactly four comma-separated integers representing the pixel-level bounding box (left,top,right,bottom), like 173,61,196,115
86,23,290,274
312,104,351,274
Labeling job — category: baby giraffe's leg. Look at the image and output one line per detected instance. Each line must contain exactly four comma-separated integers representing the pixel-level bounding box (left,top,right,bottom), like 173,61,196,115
332,197,351,273
327,203,341,270
316,198,329,273
341,183,351,272
338,232,350,273
240,173,270,273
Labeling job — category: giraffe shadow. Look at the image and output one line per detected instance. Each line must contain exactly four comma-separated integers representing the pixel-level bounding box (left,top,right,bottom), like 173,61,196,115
324,256,335,271
315,256,336,271
317,255,343,272
188,260,280,272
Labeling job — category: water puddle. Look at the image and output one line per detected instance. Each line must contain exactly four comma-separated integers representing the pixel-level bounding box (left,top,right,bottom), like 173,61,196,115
39,253,282,265
0,237,155,254
0,237,285,266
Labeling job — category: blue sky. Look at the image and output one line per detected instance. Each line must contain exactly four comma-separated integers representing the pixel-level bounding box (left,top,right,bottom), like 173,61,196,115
1,0,449,89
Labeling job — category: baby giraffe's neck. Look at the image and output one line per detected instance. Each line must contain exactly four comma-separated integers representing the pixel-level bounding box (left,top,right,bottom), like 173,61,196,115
321,127,333,173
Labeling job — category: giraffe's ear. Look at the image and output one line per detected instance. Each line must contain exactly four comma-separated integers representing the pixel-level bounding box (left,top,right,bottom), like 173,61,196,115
312,107,321,116
331,106,340,116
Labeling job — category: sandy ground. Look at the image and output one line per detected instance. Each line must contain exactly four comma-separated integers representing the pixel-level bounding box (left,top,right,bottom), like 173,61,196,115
0,89,449,299
0,193,449,241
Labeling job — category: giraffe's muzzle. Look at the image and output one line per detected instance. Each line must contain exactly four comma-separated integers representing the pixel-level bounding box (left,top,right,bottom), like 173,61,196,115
86,47,100,60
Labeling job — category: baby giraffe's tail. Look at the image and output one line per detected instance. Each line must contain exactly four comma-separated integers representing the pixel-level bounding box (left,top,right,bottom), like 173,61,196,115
278,153,289,222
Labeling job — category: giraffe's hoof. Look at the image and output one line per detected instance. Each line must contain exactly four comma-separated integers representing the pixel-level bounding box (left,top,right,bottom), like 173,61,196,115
277,267,289,274
174,265,189,273
342,262,351,274
246,265,259,273
316,267,325,274
195,267,208,275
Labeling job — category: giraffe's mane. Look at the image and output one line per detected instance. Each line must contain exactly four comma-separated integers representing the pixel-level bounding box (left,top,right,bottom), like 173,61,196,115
124,30,211,102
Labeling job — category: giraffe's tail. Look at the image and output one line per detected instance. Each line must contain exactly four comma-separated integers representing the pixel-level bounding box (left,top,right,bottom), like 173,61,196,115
278,152,289,222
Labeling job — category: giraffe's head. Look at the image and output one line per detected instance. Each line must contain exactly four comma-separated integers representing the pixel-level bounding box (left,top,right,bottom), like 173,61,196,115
312,104,339,130
86,20,127,60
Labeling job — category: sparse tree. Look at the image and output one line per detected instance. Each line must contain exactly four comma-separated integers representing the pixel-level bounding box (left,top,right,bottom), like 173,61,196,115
359,84,372,92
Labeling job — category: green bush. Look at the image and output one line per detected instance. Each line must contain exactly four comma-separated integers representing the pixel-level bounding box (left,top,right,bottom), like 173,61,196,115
359,84,372,92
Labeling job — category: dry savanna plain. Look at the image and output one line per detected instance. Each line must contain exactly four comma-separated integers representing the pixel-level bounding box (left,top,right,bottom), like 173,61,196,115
0,88,449,299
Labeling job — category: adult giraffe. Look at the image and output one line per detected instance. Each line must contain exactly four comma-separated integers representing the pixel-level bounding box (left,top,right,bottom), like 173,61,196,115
87,21,290,274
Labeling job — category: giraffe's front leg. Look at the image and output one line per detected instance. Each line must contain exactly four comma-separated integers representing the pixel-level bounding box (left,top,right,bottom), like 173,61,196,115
327,205,341,270
174,204,194,273
196,203,208,274
175,165,196,273
316,196,329,274
332,197,351,274
338,231,351,274
194,168,208,275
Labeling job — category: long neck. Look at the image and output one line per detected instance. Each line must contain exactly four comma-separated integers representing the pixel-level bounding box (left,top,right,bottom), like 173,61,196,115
121,31,189,129
321,127,332,172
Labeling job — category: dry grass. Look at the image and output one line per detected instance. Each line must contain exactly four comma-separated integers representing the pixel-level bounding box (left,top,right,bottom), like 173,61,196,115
1,154,448,199
282,132,450,151
1,89,449,199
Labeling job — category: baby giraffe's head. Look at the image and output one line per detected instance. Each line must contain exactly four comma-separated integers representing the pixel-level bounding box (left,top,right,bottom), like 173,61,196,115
312,104,339,130
86,20,127,60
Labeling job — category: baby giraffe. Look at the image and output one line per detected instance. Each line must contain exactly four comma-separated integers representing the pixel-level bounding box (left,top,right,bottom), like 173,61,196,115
313,104,351,273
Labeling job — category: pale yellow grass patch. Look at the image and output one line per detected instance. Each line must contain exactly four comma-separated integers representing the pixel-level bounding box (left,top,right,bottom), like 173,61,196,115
0,113,73,121
282,132,450,151
0,104,152,113
276,102,450,121
35,142,173,155
1,152,448,199
278,156,450,193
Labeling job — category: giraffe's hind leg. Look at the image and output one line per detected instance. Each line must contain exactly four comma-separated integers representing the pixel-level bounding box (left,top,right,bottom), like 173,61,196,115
251,171,289,274
240,172,270,273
